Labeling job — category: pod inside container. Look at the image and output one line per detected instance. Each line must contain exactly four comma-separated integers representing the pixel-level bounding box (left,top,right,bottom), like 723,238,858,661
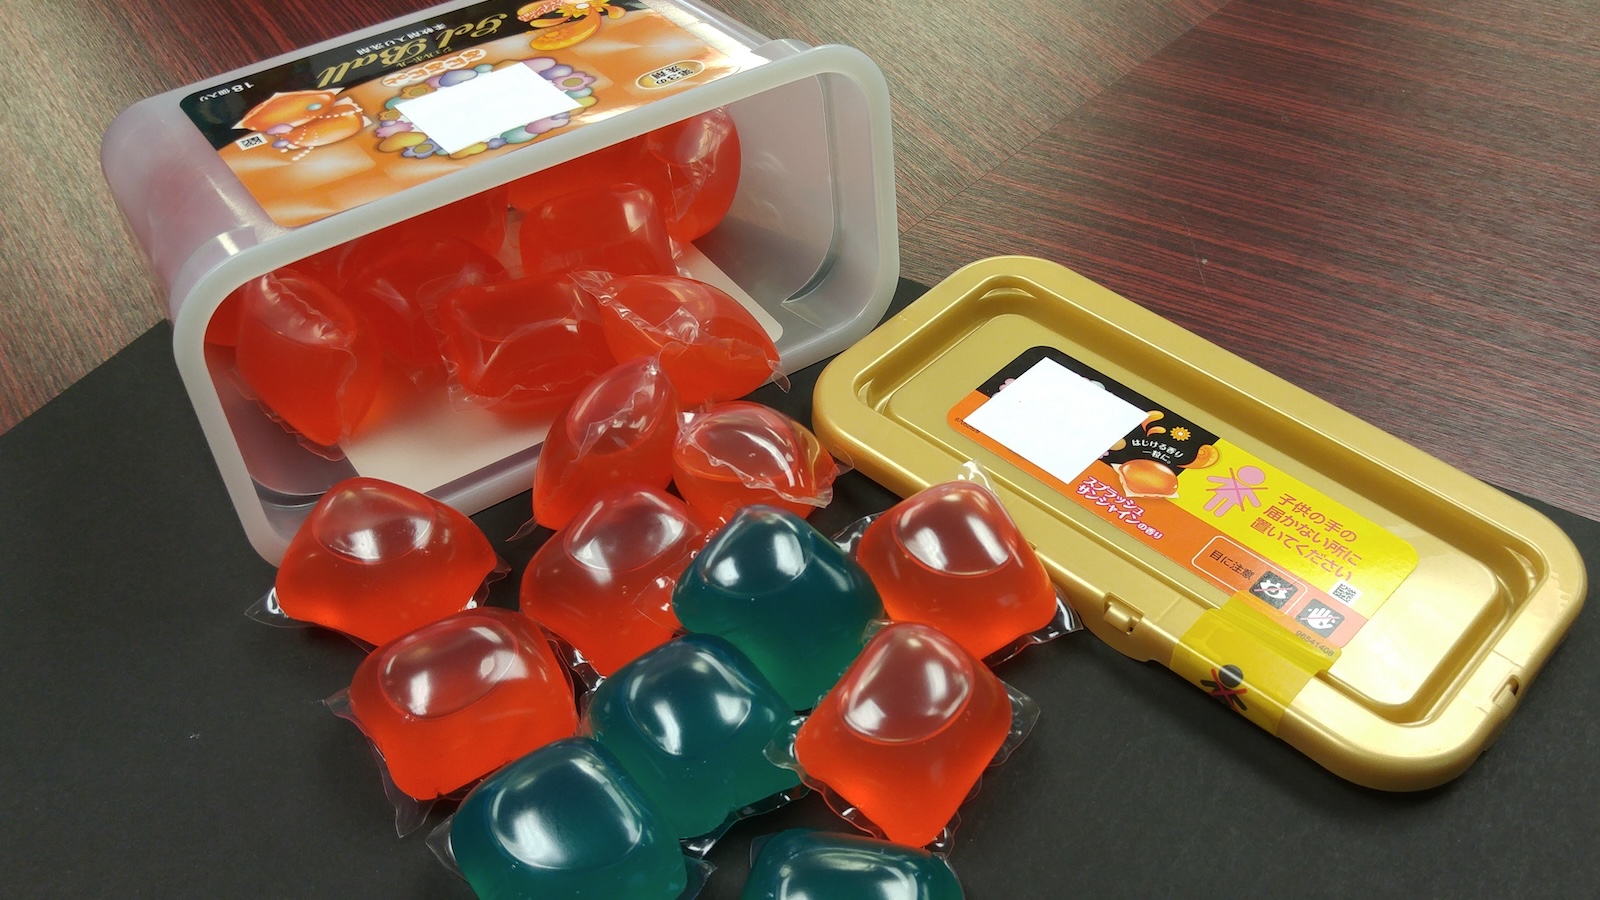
101,1,896,563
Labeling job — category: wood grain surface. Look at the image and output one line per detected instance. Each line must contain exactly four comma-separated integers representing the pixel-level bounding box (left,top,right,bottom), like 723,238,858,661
1,0,1595,517
904,0,1600,519
0,0,1220,433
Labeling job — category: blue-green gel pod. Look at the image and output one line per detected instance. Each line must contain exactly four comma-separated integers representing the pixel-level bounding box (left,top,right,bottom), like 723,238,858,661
741,829,965,900
671,506,883,710
585,634,802,841
449,738,690,900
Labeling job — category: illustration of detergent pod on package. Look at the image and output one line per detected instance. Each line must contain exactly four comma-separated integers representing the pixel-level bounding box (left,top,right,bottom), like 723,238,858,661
251,477,505,646
578,274,784,407
530,357,681,531
434,271,617,414
671,506,882,711
742,829,965,900
437,738,709,900
330,608,577,832
775,622,1038,851
230,269,384,450
520,485,713,681
671,403,839,523
582,634,804,851
844,471,1079,664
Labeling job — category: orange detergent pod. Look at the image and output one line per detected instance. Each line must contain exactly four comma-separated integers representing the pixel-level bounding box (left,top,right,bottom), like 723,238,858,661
274,477,500,646
344,608,577,801
855,481,1057,660
520,485,711,676
794,622,1016,847
587,274,780,406
644,107,742,243
232,269,383,447
337,234,506,301
289,244,347,287
339,236,508,377
340,234,508,300
205,289,241,347
505,136,650,212
531,357,681,531
518,183,676,280
672,402,838,522
435,273,615,410
358,185,509,260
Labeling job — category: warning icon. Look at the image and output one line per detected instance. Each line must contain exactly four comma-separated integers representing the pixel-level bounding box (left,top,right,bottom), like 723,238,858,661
1249,571,1298,609
1296,603,1344,637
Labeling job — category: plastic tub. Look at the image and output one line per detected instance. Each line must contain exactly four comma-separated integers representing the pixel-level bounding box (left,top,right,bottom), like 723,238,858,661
102,0,897,563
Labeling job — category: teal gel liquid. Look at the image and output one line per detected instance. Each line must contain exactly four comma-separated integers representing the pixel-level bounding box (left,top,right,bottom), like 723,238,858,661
670,506,883,710
740,829,965,900
585,634,802,840
449,738,688,900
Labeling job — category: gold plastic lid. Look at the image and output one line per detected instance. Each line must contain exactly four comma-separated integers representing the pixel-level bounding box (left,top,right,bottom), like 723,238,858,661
813,256,1586,790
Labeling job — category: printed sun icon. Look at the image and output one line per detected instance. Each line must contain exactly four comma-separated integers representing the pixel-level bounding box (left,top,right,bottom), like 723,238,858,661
519,0,623,24
1171,426,1192,442
557,1,623,19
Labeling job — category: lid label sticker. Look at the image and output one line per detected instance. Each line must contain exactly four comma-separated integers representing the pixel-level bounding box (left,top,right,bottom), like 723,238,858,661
950,345,1419,662
963,357,1148,490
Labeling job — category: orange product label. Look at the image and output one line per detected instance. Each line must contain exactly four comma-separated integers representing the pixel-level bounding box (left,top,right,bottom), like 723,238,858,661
180,0,759,226
948,346,1417,660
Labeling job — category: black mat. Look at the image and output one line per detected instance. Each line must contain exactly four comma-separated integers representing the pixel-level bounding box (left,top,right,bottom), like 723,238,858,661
2,279,1597,898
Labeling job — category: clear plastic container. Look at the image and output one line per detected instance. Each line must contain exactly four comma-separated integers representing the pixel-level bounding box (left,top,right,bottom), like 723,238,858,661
101,0,897,563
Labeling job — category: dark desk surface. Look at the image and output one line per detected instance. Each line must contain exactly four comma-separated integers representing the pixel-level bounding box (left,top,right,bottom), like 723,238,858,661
3,1,1599,896
2,291,1598,898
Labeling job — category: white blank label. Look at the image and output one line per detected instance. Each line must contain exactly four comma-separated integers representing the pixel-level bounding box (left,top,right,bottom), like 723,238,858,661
395,64,581,154
965,357,1148,486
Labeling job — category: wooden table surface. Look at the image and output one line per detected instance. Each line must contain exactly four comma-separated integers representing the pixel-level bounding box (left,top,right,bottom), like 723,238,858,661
2,0,1596,519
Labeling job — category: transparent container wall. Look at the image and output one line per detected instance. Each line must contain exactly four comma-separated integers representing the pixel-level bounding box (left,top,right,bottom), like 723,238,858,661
101,1,897,563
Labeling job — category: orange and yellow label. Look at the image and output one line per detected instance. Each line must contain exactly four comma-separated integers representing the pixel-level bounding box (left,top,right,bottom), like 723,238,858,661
950,347,1419,731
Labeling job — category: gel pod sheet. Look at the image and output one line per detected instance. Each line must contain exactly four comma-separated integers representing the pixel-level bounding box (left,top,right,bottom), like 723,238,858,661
274,477,499,645
673,506,883,711
584,634,801,841
742,830,964,900
521,485,710,676
856,480,1057,660
793,622,1024,848
450,738,692,900
672,402,837,523
345,609,576,801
